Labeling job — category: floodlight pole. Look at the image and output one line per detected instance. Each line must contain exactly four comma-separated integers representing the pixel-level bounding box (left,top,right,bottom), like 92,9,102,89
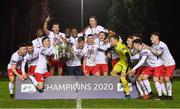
81,0,84,30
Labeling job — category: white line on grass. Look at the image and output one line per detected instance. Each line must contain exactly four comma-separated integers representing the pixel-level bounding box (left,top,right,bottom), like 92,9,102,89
76,98,82,109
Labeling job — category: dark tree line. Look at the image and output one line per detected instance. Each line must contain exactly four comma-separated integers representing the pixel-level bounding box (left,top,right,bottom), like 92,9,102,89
107,0,159,36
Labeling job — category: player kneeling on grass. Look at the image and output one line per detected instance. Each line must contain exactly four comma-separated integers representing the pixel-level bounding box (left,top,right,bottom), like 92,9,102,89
128,39,164,100
21,42,40,87
7,43,28,98
108,35,132,99
34,36,53,92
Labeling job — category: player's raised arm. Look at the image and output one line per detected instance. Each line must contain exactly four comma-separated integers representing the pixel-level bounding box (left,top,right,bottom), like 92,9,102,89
43,16,51,35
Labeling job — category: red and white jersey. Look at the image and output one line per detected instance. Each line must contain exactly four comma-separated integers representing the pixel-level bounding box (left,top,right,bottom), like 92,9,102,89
32,37,43,49
48,31,66,45
66,45,84,66
151,41,175,66
23,49,40,66
7,51,25,69
68,36,79,45
140,49,162,67
133,49,162,70
95,41,110,64
83,44,99,66
84,25,107,38
35,46,53,74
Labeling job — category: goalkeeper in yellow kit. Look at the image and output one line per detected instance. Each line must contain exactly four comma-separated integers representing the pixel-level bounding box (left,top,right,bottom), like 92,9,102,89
106,35,132,99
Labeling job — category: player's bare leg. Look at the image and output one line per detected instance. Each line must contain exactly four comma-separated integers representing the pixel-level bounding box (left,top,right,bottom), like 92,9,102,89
8,76,15,98
103,72,108,76
165,76,173,100
136,74,147,98
159,76,167,97
153,76,162,100
142,74,153,97
50,66,55,76
58,67,63,76
94,71,100,76
36,82,44,93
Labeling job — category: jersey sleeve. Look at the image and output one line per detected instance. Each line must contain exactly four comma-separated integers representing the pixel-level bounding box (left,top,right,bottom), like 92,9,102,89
141,49,150,56
11,55,19,65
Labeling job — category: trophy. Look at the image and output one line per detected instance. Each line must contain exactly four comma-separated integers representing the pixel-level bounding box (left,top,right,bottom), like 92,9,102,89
59,41,68,58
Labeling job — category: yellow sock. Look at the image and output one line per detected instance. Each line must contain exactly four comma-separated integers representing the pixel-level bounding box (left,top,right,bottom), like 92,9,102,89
120,76,129,94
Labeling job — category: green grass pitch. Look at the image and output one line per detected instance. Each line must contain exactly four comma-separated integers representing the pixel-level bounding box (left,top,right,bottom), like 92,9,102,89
0,77,180,108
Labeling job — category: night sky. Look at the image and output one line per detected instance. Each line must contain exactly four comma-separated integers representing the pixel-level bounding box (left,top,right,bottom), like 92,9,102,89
0,0,180,69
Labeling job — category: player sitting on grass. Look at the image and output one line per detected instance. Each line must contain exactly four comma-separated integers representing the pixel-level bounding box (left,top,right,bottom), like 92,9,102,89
7,43,28,98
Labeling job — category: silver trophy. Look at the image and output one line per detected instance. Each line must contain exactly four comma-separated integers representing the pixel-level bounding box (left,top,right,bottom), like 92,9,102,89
59,41,68,58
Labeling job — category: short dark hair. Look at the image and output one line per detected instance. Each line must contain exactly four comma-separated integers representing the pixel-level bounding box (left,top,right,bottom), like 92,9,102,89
151,32,160,37
52,22,59,26
111,35,119,41
99,31,105,35
127,35,133,39
89,16,97,21
78,36,85,42
87,34,94,37
132,33,143,40
26,41,33,46
133,39,143,45
17,43,27,48
42,36,50,43
99,31,108,39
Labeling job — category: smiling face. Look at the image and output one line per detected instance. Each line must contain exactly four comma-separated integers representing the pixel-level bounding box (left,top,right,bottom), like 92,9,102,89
19,46,27,56
52,24,60,34
99,32,106,41
126,37,133,48
89,18,97,27
27,46,34,54
150,34,159,44
36,29,44,38
110,37,118,46
43,38,51,48
71,28,78,37
87,35,94,45
133,43,142,51
78,40,85,49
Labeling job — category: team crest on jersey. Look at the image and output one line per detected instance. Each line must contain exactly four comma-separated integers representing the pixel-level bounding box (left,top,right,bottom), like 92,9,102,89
159,47,164,50
142,51,148,56
12,60,17,64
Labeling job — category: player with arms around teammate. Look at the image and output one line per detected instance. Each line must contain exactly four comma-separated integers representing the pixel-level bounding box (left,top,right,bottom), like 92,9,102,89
7,43,27,98
148,32,176,100
129,39,164,100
